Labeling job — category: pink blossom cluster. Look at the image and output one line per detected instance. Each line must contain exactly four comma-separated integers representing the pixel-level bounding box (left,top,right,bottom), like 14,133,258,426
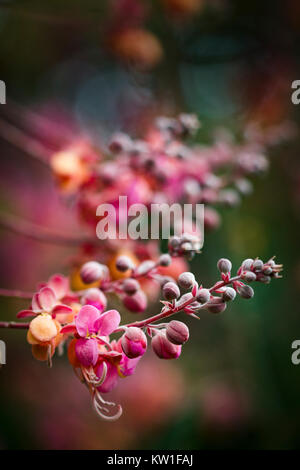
14,249,282,420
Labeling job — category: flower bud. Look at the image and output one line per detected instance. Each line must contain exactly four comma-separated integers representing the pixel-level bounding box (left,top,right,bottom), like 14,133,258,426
123,290,147,313
162,281,180,301
135,260,155,276
241,271,256,282
237,284,254,299
263,266,273,275
206,298,227,314
166,320,189,345
109,132,132,153
217,258,232,274
241,258,254,271
80,261,107,284
81,288,107,312
196,288,211,304
152,332,181,359
116,256,134,272
121,327,147,359
123,278,140,296
178,272,195,289
258,275,271,284
158,254,172,267
222,287,236,302
253,259,264,272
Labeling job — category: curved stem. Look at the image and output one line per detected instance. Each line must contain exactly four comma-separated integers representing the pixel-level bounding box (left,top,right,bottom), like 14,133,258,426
118,274,242,330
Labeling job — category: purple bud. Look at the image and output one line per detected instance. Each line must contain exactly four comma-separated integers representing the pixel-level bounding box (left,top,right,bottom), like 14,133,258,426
80,261,107,284
263,266,273,275
116,256,134,272
162,281,180,301
217,258,232,274
206,298,227,314
121,327,147,359
152,332,181,359
158,254,172,267
123,290,147,313
123,278,140,295
178,272,195,289
166,320,189,345
222,287,236,302
237,284,254,299
109,132,132,153
258,275,271,284
196,288,211,304
241,271,256,282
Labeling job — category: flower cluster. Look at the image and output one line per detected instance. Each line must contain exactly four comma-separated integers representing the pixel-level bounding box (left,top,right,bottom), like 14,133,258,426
14,251,282,420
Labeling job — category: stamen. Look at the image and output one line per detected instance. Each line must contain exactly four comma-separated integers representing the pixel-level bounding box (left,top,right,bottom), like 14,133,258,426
92,389,123,421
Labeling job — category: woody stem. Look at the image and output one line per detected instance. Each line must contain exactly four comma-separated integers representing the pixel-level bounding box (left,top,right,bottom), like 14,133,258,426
0,321,30,329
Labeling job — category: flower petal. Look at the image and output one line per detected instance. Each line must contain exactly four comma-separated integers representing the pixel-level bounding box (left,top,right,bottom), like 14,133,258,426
48,274,69,299
96,361,119,393
17,309,36,319
61,324,77,335
75,305,100,337
94,309,120,336
75,338,98,367
52,304,73,318
38,287,57,311
31,293,42,312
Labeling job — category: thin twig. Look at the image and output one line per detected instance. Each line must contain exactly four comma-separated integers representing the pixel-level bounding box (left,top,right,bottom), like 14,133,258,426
0,321,29,329
0,288,33,299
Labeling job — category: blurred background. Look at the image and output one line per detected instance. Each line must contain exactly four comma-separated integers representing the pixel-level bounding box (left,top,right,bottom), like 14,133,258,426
0,0,300,450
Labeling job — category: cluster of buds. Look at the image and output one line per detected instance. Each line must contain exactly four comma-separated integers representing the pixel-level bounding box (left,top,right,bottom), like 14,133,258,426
11,249,282,420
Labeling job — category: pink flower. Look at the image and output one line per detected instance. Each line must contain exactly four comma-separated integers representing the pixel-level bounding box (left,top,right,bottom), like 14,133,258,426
17,286,73,319
67,305,120,367
121,327,147,358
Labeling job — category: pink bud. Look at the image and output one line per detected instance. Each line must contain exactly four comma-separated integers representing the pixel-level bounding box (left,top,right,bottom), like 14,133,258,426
152,332,181,359
123,290,147,313
162,281,180,301
166,320,189,345
123,278,140,296
121,327,147,358
80,261,107,284
116,256,135,272
206,297,227,314
81,288,107,313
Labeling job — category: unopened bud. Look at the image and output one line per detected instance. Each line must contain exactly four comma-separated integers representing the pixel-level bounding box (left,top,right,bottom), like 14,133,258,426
123,279,140,296
158,254,172,267
196,288,211,304
178,272,195,289
206,298,227,314
241,271,257,282
81,288,107,312
109,132,132,153
241,258,254,271
258,275,271,284
152,332,181,359
263,266,273,275
222,287,236,302
237,284,254,299
121,327,147,359
123,290,147,313
163,281,180,301
166,320,189,345
217,258,232,274
80,261,107,284
253,259,264,272
116,256,134,272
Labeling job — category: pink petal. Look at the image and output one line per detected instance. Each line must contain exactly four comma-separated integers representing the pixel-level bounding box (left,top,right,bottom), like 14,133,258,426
61,324,77,335
75,305,100,337
94,309,120,336
48,274,69,299
75,338,98,367
52,304,73,318
17,309,36,319
120,355,141,376
31,293,42,313
96,361,119,393
38,287,57,311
